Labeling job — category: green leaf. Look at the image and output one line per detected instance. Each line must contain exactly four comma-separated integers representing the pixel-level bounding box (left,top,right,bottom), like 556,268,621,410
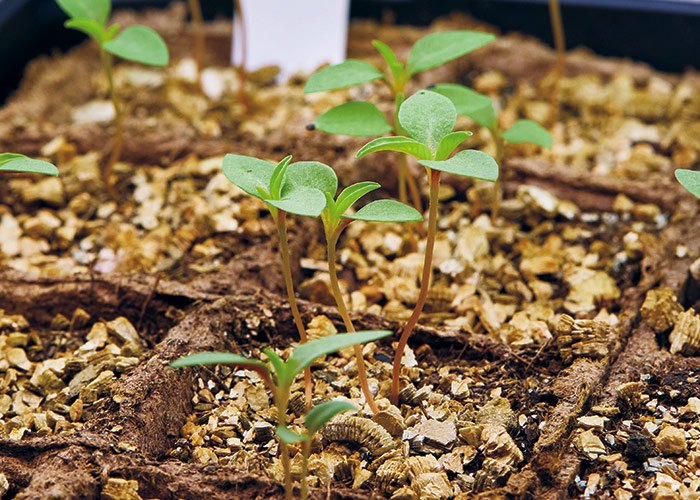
334,181,380,218
103,25,169,66
372,40,404,83
64,18,105,43
435,131,472,161
269,155,293,199
676,169,700,200
266,186,329,218
263,348,289,387
355,136,432,161
406,30,496,75
419,149,498,181
303,60,384,93
398,90,456,153
431,83,496,130
313,102,392,137
343,199,423,223
285,161,338,197
0,155,58,176
276,426,308,444
222,154,274,198
502,120,553,148
305,401,357,435
290,331,392,378
169,352,270,372
56,0,110,25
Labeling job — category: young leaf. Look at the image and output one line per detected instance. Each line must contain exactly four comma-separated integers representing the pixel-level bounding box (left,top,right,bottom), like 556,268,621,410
64,18,105,43
355,137,432,161
398,91,456,153
262,348,288,384
290,331,392,379
56,0,110,26
435,131,473,162
284,161,338,197
343,199,423,222
305,400,357,435
103,25,169,66
304,60,384,93
169,352,270,372
0,155,58,176
222,154,274,198
276,426,308,444
676,169,700,200
406,30,496,75
431,83,497,130
334,181,381,218
419,149,499,181
502,120,553,148
269,155,293,199
313,102,392,137
265,186,329,218
372,40,404,83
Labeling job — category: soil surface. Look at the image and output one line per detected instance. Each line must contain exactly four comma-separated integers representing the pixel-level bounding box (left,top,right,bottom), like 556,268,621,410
1,4,700,500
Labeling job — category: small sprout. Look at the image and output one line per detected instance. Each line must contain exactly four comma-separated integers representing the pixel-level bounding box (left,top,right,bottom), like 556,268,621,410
0,154,58,176
356,90,498,405
222,153,338,405
277,400,357,500
676,169,700,199
304,30,495,210
56,0,169,197
170,330,391,500
431,82,552,219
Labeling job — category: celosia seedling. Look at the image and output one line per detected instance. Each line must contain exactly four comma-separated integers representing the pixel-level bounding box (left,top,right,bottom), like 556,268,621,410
276,400,357,500
431,83,552,219
56,0,169,197
222,154,337,405
357,90,498,405
675,169,700,199
319,180,422,413
170,330,391,500
0,154,58,176
304,30,495,209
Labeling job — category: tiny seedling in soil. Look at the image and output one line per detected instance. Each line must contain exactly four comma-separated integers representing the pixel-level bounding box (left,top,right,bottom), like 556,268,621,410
431,83,552,221
170,330,392,500
0,154,58,176
319,180,422,412
222,153,337,405
276,400,357,500
357,90,499,405
304,30,495,211
548,0,566,123
675,169,700,200
56,0,169,198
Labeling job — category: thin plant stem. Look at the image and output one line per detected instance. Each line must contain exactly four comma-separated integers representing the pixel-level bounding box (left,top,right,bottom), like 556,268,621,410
490,132,505,224
187,0,205,73
233,0,250,114
300,439,311,500
326,223,379,414
390,169,440,406
272,388,293,500
548,0,566,124
100,49,122,199
275,211,313,407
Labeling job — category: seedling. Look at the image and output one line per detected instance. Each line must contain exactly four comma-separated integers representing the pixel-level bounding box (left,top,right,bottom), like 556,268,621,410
187,0,205,74
431,83,552,221
222,154,337,405
0,154,58,176
276,400,357,500
56,0,169,198
319,181,422,412
170,330,391,500
675,169,700,200
304,30,496,211
548,0,566,123
356,90,498,405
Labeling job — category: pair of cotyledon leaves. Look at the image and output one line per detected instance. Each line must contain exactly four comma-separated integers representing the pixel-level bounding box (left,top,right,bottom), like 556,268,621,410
221,153,423,224
170,331,392,442
0,154,58,176
56,0,168,66
356,90,499,182
304,30,496,137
